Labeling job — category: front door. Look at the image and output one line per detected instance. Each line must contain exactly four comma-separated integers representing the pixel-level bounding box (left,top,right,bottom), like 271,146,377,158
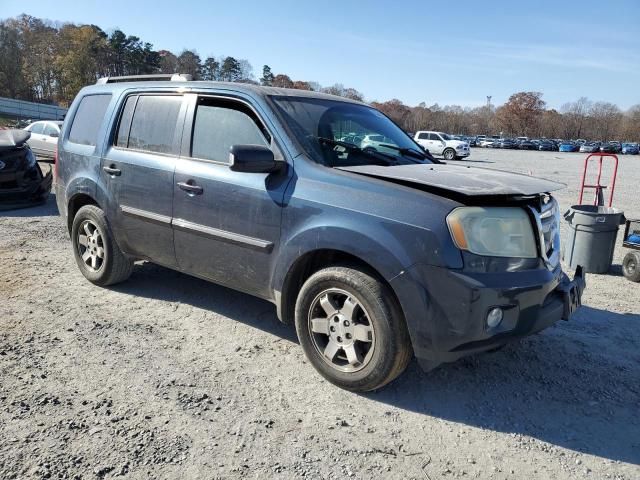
173,94,290,298
101,93,186,268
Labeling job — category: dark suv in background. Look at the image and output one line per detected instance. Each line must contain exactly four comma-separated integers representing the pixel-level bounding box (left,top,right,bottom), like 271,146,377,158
56,74,584,391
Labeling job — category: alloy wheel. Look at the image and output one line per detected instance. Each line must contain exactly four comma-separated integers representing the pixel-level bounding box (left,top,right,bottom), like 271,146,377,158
77,220,105,272
307,288,376,373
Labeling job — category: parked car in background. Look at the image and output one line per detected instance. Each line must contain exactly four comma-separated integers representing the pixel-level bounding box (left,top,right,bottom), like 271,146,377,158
518,139,538,150
538,140,557,151
601,141,622,153
621,143,639,155
0,129,52,207
475,135,487,146
516,136,528,142
464,136,476,147
55,75,585,391
414,131,470,160
495,138,519,149
359,134,404,156
576,139,587,145
579,142,601,153
559,141,579,152
24,120,63,160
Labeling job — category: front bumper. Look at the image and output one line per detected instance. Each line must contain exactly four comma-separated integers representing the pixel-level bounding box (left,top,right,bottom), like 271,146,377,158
390,263,585,371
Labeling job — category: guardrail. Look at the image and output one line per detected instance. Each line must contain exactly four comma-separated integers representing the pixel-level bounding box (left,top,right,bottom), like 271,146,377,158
0,97,67,121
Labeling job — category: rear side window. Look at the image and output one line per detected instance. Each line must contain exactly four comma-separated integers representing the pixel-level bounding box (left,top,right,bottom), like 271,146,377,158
68,94,112,146
417,132,428,139
29,123,44,134
43,123,58,136
191,99,269,162
126,96,182,154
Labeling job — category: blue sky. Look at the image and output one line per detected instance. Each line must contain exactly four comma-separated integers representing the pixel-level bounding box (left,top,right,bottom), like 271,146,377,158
3,0,639,109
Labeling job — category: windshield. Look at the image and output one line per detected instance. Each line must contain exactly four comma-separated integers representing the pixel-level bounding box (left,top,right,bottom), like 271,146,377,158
271,96,432,166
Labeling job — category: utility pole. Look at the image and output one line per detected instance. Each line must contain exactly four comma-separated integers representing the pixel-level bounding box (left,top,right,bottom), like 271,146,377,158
486,96,492,108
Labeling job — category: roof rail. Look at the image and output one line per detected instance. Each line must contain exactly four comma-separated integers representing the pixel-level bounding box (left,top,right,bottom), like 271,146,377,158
96,73,193,84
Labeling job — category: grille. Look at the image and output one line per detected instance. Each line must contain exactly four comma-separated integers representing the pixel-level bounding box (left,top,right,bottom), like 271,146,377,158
531,195,560,269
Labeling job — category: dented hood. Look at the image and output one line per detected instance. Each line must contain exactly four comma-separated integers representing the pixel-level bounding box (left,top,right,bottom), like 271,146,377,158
337,163,564,198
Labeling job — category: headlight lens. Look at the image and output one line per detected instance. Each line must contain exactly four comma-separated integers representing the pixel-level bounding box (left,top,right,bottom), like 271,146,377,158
26,149,37,168
447,207,537,258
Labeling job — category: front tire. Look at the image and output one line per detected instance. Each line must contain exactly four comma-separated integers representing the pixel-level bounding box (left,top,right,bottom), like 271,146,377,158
443,148,455,161
622,251,640,282
71,205,133,286
294,265,412,392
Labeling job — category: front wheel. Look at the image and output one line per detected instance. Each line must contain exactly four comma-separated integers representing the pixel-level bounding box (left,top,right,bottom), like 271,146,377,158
622,251,640,282
443,148,456,161
294,265,412,392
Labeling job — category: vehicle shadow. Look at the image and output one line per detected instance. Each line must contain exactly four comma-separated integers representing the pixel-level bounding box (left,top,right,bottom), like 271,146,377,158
110,261,298,343
0,192,59,216
364,306,640,465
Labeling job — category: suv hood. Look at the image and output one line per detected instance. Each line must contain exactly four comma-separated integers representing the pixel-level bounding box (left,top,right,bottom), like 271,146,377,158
337,163,564,199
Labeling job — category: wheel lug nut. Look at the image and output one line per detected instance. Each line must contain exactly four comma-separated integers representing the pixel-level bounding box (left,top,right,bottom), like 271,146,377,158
345,333,352,340
330,326,335,332
343,320,350,327
337,336,342,343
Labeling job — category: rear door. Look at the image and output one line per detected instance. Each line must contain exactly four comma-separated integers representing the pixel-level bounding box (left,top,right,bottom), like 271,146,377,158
172,94,290,298
26,122,46,155
41,122,59,156
101,93,186,267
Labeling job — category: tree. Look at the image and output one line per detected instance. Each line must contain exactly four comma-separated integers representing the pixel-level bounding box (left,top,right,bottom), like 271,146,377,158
272,74,293,88
202,57,219,81
177,49,202,79
292,80,312,90
158,50,178,74
589,102,622,141
496,91,546,136
219,56,241,82
343,87,364,102
260,65,274,86
560,97,591,139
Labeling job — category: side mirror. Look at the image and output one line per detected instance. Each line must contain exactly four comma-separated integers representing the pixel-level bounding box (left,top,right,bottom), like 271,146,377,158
229,144,280,173
49,132,59,138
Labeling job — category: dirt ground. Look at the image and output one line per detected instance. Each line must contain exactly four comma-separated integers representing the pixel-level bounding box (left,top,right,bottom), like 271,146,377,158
1,149,639,479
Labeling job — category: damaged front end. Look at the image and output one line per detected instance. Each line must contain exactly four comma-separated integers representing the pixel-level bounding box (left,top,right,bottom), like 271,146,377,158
0,129,52,210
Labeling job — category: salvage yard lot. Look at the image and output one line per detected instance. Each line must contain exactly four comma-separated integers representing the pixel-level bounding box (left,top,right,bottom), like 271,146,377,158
1,149,638,479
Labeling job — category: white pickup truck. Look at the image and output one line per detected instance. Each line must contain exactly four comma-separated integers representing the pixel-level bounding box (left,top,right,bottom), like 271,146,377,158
414,131,470,160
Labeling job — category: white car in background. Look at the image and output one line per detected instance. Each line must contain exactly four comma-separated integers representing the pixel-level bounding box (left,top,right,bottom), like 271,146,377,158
24,120,63,160
359,134,402,156
414,131,470,160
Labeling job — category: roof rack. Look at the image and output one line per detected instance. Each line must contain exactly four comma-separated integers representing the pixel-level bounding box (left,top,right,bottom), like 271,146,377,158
96,73,193,85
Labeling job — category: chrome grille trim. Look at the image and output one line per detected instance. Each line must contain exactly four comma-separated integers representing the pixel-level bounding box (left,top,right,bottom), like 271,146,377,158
529,195,561,270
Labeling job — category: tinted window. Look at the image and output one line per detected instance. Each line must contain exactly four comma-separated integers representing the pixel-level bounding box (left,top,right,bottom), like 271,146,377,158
68,94,112,146
191,100,268,162
128,96,182,154
418,132,428,139
115,95,138,148
428,133,439,140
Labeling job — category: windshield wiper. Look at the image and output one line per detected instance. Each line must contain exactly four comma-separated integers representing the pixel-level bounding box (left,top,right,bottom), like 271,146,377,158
378,144,433,163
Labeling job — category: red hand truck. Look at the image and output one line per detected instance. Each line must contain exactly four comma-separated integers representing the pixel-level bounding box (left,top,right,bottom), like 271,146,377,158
578,153,619,207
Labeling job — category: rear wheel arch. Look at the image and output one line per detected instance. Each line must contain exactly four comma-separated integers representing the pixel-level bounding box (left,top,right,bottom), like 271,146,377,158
67,193,101,234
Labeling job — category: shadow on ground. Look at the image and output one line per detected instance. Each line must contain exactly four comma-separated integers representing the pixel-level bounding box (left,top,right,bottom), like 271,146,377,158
111,261,298,343
0,192,59,217
110,262,639,465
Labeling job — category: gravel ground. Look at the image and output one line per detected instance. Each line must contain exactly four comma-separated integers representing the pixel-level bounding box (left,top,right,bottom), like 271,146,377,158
1,149,639,479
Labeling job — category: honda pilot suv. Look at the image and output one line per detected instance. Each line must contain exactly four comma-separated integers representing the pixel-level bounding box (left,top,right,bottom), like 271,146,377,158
56,74,584,391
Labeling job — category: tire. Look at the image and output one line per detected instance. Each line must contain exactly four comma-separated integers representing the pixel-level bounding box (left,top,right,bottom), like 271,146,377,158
443,148,455,161
71,205,133,286
294,265,412,392
622,251,640,282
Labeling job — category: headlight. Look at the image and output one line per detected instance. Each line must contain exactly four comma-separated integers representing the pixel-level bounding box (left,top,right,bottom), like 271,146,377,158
447,207,537,258
26,149,37,168
456,144,466,149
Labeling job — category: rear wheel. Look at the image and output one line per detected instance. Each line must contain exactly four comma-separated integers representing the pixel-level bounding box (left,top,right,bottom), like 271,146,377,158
71,205,133,286
294,265,412,392
443,148,455,161
622,251,640,282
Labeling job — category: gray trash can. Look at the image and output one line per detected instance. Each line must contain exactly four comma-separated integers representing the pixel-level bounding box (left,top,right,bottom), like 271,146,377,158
563,205,626,274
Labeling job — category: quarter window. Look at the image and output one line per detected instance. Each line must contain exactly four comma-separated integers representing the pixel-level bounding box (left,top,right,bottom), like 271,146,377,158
417,132,428,140
127,96,182,154
114,95,138,148
191,99,269,162
43,123,58,136
68,94,112,146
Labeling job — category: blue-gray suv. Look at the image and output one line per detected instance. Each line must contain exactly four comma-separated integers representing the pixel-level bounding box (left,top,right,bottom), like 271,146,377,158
56,74,585,391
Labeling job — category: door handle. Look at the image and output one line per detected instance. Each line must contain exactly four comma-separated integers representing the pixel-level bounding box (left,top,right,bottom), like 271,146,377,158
103,165,121,176
177,181,203,195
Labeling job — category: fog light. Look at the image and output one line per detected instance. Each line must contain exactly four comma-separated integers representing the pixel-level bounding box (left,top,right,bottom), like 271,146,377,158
486,307,503,328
